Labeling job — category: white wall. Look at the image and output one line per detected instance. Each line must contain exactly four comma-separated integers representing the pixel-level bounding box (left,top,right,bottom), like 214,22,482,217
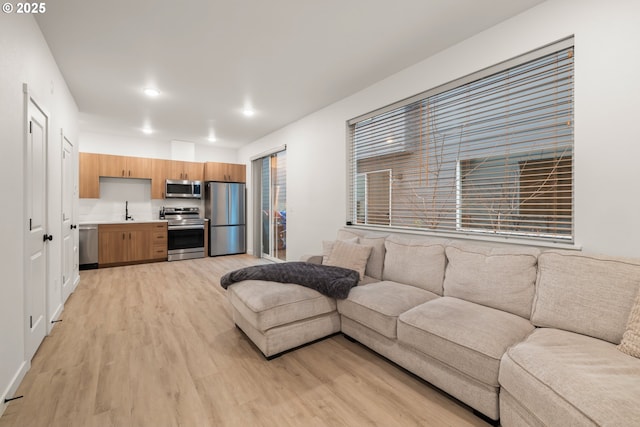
0,14,79,414
78,178,201,223
80,131,238,162
239,0,640,260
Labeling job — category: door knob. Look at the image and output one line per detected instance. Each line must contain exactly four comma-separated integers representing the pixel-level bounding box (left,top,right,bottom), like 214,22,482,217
43,234,53,242
71,224,77,230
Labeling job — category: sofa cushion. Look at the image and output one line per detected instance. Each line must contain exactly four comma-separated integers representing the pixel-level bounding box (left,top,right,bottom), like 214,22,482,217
398,297,535,386
227,280,336,332
499,328,640,427
619,289,640,358
382,235,447,295
325,239,372,280
321,237,358,264
444,243,539,319
337,281,438,339
531,250,640,344
337,229,387,280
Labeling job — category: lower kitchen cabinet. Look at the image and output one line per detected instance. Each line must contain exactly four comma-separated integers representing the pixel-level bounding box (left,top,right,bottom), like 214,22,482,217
151,223,168,259
98,222,167,267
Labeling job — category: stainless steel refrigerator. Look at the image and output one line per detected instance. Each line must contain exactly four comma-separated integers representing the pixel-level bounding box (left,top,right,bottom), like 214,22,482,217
205,181,246,256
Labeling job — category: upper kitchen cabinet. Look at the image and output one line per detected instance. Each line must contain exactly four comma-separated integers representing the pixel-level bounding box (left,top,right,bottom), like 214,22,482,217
79,152,100,198
204,162,246,183
170,161,203,181
100,154,152,179
151,159,170,199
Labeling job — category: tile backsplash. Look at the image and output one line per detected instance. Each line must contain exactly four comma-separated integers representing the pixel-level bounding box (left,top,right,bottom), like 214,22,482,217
79,177,202,222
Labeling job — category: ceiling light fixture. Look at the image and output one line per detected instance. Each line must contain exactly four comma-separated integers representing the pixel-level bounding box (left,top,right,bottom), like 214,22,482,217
208,136,217,142
242,108,255,117
142,127,153,134
143,87,160,97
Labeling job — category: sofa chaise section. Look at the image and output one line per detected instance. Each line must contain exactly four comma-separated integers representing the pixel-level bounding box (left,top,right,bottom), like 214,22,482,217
227,279,340,358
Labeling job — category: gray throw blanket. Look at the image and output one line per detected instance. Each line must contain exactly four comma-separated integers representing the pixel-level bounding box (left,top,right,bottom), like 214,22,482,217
220,262,359,299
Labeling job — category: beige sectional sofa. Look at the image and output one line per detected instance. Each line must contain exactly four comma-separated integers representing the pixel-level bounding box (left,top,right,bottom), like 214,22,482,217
224,228,640,425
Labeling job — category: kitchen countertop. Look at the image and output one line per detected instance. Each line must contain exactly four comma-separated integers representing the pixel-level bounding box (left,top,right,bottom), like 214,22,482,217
79,220,169,225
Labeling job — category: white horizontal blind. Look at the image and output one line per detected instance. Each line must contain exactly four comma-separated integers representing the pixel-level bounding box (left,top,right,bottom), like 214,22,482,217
348,40,574,242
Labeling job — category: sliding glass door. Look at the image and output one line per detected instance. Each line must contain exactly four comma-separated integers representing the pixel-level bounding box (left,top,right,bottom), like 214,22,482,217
254,149,287,261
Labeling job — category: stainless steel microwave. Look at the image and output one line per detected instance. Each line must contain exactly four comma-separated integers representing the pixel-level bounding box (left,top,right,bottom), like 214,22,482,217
165,179,202,199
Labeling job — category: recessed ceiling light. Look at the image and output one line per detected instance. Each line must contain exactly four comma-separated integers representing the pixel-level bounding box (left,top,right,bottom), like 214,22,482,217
208,136,217,142
242,108,255,117
142,127,153,134
143,88,160,97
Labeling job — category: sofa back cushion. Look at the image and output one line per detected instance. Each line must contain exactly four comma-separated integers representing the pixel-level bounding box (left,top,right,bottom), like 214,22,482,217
337,229,387,280
382,235,447,295
444,243,539,319
322,237,358,264
531,250,640,344
324,239,372,280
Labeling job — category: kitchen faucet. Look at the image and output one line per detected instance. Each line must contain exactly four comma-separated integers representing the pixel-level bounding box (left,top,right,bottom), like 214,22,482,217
125,201,133,221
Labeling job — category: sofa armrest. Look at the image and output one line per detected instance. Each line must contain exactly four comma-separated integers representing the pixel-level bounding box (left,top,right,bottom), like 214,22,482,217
300,254,323,264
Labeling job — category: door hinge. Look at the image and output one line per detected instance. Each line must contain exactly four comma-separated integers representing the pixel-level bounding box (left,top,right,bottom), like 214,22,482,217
29,315,33,329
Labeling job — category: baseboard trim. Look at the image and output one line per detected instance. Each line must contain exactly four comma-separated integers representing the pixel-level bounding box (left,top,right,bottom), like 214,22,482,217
72,274,80,293
1,360,30,418
48,303,64,334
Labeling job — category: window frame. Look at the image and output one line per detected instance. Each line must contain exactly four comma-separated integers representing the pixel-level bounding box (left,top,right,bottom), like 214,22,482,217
346,37,575,245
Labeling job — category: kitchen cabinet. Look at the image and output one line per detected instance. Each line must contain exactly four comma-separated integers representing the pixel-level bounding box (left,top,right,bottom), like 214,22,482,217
151,222,168,259
151,159,170,199
79,152,211,199
98,222,167,267
170,161,203,181
100,154,152,179
79,152,100,198
204,162,246,183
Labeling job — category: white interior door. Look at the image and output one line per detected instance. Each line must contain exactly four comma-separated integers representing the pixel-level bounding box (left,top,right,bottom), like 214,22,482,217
61,134,75,302
25,93,49,360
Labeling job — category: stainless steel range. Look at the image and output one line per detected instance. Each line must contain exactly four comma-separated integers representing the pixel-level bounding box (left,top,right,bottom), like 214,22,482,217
161,206,205,261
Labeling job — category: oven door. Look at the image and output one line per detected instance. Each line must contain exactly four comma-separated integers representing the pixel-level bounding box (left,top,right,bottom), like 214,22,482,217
167,225,205,261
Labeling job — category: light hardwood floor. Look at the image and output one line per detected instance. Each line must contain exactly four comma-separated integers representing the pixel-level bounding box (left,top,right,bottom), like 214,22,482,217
1,255,490,427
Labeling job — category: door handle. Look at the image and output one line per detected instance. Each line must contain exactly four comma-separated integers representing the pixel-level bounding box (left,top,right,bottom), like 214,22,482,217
70,224,77,230
43,234,53,242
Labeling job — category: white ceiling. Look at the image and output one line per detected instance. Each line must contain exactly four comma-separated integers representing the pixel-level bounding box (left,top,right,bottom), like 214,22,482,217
36,0,545,149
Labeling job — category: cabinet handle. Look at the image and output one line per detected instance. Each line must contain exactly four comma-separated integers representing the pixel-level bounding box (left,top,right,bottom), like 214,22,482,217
122,233,125,240
185,173,188,179
129,232,132,240
129,170,131,176
122,169,125,177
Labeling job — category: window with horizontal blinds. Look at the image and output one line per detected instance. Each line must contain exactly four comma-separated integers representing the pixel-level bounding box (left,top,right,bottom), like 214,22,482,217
347,39,574,242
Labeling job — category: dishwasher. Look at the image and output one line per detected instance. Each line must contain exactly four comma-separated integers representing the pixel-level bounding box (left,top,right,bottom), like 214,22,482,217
79,224,98,270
